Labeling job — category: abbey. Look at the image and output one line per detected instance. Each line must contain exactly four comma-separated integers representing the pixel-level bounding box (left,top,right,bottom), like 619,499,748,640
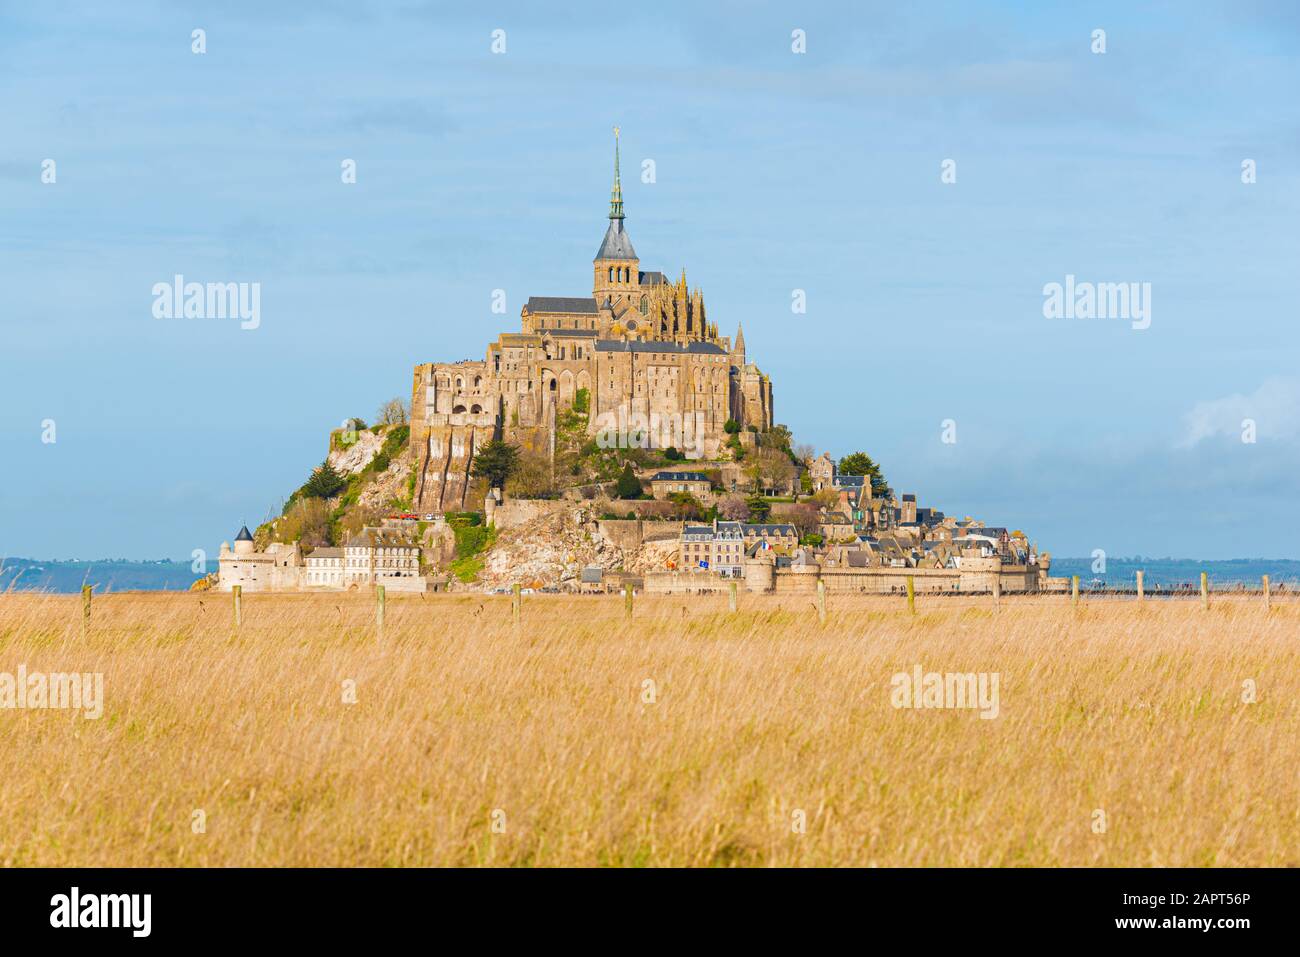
409,130,774,513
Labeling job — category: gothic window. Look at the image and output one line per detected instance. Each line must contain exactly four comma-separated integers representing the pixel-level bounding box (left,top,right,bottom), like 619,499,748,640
609,267,615,281
640,295,648,315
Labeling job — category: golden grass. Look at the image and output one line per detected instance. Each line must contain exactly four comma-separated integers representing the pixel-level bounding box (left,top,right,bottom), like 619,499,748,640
0,591,1296,867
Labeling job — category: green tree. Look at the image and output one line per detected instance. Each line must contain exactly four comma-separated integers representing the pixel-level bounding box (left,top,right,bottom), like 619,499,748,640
615,462,643,499
746,495,771,523
838,451,890,497
723,418,740,434
471,439,520,489
667,491,704,521
572,387,590,415
303,460,348,499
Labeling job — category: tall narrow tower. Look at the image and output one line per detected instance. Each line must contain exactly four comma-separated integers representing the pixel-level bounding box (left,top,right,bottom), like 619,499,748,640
593,126,639,304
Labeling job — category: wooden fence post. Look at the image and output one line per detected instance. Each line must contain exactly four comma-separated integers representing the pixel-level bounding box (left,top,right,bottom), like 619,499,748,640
624,583,633,621
1200,572,1209,611
1071,576,1079,608
1136,570,1144,603
906,576,916,615
728,580,737,614
233,584,242,631
376,585,386,636
992,577,1001,609
816,579,826,625
512,583,521,627
1262,574,1271,613
81,584,92,638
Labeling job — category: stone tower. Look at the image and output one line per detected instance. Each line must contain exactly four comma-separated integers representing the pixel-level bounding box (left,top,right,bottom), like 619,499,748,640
593,127,639,304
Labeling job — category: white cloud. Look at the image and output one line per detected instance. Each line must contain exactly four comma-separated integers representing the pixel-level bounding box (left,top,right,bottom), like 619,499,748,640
1179,377,1300,447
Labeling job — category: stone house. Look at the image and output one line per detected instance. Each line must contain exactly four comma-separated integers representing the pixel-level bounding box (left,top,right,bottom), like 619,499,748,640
650,470,712,500
680,520,745,577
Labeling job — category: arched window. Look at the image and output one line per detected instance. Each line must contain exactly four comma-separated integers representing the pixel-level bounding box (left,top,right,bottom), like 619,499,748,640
549,379,557,392
609,267,615,281
640,295,648,315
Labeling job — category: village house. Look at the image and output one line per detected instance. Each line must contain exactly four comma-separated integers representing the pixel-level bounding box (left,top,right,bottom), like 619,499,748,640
650,470,713,500
304,547,344,588
741,523,798,552
344,526,421,585
680,520,745,577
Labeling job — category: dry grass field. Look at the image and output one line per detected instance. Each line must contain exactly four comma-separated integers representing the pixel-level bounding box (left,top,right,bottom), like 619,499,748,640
0,590,1295,867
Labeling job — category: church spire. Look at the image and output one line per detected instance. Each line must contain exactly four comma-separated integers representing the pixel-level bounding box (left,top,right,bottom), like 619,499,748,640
609,125,624,221
734,322,746,356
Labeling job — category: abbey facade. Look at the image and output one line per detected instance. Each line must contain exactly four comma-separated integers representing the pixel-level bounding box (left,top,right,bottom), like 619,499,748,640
410,133,773,514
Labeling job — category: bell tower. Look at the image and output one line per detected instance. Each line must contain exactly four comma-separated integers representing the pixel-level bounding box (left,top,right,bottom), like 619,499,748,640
593,126,639,305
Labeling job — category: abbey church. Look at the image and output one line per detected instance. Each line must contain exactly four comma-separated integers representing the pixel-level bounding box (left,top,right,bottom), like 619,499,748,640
410,131,774,513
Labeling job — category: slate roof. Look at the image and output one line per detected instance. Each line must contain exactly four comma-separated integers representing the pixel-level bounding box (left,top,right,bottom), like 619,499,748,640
595,340,726,355
743,523,797,536
346,527,419,548
594,220,637,260
306,547,343,560
653,471,710,482
525,296,598,314
235,526,253,542
639,270,666,285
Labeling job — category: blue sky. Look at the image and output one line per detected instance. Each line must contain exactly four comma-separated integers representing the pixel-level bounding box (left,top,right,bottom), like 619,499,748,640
2,1,1298,560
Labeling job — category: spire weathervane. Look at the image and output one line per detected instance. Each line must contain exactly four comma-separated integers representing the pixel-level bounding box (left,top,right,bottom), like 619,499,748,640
609,125,624,221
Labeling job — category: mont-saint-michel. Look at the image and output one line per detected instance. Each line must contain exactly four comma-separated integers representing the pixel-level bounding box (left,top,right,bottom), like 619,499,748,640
211,133,1059,598
8,1,1298,899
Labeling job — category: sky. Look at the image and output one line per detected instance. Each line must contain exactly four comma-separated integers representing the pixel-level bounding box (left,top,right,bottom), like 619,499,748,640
2,0,1298,560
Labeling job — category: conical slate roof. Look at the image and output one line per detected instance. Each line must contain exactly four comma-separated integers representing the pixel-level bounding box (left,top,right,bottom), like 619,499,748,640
594,219,637,261
235,525,253,542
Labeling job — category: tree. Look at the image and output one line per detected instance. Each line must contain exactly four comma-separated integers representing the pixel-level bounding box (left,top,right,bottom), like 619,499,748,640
723,418,740,434
746,446,796,495
471,440,520,489
376,397,409,427
667,492,704,521
572,387,590,415
303,460,348,499
505,446,554,498
784,502,821,538
746,495,771,523
838,451,890,497
615,463,643,499
718,494,750,522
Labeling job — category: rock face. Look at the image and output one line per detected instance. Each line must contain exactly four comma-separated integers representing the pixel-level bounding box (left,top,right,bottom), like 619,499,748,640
458,500,688,592
328,430,383,475
474,503,612,591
